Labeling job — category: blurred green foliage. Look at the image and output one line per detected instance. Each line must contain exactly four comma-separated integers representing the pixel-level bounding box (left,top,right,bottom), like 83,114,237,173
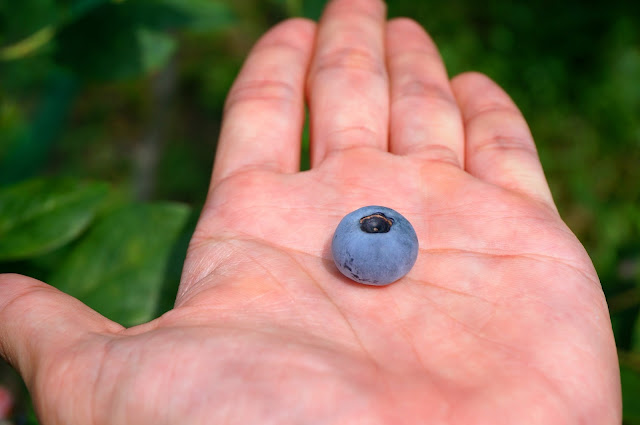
0,0,639,423
0,178,108,260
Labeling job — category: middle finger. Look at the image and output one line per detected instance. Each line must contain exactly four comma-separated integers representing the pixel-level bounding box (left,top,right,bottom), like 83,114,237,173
307,0,389,166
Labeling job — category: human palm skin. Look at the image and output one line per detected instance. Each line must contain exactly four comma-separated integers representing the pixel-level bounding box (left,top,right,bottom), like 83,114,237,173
0,0,621,424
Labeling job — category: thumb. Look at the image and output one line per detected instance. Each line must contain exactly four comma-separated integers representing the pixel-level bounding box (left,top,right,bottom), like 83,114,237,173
0,273,122,385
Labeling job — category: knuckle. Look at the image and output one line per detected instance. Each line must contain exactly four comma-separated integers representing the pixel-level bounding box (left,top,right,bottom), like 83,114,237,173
474,135,538,157
224,79,297,114
255,36,309,58
464,100,521,125
410,144,462,167
393,79,456,108
312,46,385,77
326,125,380,152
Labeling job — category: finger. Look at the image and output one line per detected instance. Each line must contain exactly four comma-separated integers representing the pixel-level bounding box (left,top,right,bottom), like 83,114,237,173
0,274,121,384
211,18,316,185
307,0,388,166
386,18,464,167
451,72,556,207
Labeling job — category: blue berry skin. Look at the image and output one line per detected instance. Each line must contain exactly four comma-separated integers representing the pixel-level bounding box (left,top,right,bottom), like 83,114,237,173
331,206,419,286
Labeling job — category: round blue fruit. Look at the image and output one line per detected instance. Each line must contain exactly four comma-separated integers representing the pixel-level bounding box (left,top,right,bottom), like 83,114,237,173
331,206,419,286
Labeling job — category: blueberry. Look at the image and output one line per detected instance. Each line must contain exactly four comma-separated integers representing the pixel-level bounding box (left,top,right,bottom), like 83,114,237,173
331,206,419,286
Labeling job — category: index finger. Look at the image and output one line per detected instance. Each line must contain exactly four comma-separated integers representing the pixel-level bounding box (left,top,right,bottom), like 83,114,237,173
211,19,315,185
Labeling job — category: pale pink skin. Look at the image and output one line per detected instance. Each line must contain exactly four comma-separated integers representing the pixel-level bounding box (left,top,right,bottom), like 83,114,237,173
0,0,621,424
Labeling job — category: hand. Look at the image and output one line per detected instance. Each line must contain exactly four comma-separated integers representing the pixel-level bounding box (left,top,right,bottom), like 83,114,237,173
0,0,621,423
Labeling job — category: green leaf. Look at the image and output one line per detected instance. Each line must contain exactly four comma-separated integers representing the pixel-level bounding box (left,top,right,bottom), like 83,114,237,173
53,1,187,80
0,0,59,45
52,0,234,80
53,4,142,81
273,0,303,17
0,178,108,261
136,28,177,74
633,306,640,352
301,0,325,20
50,203,191,327
0,25,55,61
158,0,235,32
64,0,113,20
0,1,114,61
621,361,640,424
0,72,78,184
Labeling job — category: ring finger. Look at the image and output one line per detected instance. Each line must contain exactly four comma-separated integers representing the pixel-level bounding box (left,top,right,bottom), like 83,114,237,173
386,18,464,167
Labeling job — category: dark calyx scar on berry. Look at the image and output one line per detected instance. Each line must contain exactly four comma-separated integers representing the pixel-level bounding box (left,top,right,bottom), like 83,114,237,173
331,206,419,286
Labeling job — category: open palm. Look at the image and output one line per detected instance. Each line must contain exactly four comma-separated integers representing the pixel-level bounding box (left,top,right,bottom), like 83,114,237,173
0,0,620,424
